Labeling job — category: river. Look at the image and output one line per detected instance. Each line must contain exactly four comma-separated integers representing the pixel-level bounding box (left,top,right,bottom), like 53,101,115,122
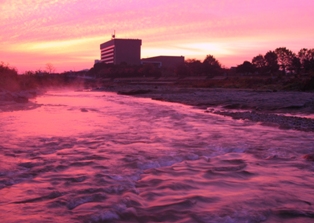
0,91,314,223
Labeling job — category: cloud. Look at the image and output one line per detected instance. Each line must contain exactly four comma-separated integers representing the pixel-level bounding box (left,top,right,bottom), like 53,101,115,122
1,0,314,72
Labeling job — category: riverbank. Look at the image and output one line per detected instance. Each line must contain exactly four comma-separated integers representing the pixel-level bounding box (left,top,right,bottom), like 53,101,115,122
98,83,314,132
0,88,43,112
1,84,314,132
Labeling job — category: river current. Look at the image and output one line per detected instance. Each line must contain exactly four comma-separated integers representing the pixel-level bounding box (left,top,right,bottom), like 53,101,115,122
0,91,314,223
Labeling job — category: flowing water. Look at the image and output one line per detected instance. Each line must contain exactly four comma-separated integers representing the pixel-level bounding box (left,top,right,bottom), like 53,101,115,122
0,91,314,223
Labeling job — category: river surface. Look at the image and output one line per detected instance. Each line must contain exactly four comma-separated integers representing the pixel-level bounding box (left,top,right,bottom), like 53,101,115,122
0,91,314,223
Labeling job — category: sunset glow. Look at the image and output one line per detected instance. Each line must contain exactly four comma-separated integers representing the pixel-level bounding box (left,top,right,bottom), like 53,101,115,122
1,0,313,73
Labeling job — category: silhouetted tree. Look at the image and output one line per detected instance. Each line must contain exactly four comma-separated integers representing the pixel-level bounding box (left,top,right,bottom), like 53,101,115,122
88,62,113,76
252,54,266,74
290,56,301,74
176,63,190,77
275,47,295,74
236,61,255,74
298,48,314,72
185,59,203,76
139,64,161,77
0,62,17,77
0,62,19,90
264,51,279,74
202,55,222,75
45,63,56,74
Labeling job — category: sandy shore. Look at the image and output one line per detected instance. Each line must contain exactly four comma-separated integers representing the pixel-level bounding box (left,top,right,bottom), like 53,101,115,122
102,84,314,132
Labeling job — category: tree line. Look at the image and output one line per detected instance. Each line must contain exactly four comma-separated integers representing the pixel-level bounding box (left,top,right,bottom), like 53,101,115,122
1,47,314,91
237,47,314,75
0,62,84,91
180,47,314,77
177,55,223,77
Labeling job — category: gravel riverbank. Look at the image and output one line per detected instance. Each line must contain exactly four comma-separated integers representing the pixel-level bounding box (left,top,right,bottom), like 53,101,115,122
102,84,314,132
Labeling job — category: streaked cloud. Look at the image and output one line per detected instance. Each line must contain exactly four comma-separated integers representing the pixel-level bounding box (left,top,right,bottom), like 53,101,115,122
1,0,314,72
10,37,103,53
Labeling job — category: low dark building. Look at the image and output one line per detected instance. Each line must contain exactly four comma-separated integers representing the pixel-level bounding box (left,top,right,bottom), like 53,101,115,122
141,56,185,69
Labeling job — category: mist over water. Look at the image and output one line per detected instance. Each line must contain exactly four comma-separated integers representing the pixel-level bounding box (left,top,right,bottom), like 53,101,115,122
1,91,314,222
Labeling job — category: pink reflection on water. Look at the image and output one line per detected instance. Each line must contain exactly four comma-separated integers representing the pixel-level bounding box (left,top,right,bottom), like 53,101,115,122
2,91,121,137
0,91,314,222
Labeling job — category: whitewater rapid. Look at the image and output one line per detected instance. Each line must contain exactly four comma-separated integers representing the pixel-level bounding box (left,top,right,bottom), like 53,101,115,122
0,91,313,223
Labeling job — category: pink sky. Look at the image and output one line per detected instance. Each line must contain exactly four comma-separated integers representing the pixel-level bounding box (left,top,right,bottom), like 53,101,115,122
1,0,313,73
